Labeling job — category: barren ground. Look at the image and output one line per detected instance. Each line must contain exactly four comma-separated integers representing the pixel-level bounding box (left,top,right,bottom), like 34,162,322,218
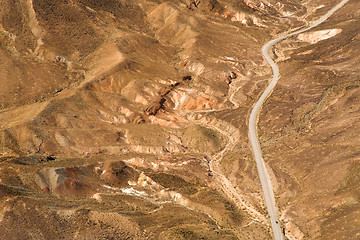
0,0,359,239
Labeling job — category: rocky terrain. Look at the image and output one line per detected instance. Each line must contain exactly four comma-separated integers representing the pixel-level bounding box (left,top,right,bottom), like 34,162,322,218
0,0,358,239
258,0,360,239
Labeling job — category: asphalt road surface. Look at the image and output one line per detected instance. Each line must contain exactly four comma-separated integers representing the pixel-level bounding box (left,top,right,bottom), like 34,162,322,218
248,0,350,239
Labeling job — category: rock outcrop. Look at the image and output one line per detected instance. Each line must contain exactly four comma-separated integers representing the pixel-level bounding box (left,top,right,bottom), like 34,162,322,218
297,29,342,44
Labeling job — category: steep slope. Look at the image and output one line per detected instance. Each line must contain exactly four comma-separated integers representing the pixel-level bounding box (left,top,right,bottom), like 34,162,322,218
258,0,360,238
1,0,357,239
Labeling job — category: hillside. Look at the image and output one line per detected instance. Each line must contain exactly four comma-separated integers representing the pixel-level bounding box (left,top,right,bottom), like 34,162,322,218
0,0,358,239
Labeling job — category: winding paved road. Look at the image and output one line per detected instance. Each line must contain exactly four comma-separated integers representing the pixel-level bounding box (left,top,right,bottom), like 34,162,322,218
248,0,350,239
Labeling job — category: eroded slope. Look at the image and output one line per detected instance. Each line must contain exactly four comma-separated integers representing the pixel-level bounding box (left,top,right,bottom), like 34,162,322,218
1,0,356,239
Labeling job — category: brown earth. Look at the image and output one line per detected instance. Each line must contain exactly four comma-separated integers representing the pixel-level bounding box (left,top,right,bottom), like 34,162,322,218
0,0,359,239
258,0,360,239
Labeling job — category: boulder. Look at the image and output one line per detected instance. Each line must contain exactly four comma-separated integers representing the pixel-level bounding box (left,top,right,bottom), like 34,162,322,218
186,0,218,11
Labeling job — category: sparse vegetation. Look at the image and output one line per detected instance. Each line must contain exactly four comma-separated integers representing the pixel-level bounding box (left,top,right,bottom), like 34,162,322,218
0,0,358,239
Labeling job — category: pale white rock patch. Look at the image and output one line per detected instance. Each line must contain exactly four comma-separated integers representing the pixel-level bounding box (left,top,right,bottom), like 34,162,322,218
297,29,342,44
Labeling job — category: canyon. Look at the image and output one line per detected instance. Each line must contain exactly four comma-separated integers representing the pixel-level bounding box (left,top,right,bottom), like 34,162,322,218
0,0,359,239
